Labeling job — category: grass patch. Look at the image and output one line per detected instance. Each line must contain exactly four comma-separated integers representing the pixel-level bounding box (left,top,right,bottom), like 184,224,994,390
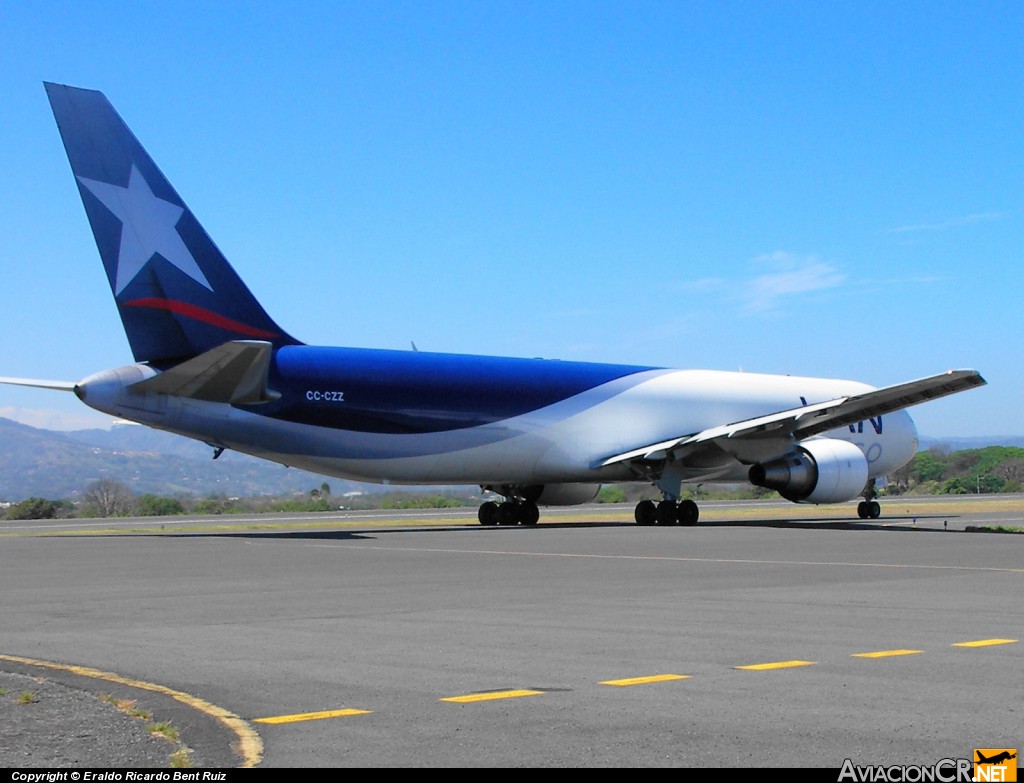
100,694,152,720
147,720,179,744
169,747,193,768
16,690,38,704
966,525,1024,533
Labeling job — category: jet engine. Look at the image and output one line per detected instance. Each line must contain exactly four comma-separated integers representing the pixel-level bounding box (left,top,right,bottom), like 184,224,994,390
748,438,868,504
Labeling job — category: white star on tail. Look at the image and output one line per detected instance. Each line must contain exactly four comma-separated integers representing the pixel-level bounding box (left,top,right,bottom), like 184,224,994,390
78,165,213,294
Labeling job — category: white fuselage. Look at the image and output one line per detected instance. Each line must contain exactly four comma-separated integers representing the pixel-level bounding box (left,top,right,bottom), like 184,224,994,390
76,362,919,488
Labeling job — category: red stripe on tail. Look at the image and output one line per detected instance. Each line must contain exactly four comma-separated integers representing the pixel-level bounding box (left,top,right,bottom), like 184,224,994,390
123,298,279,339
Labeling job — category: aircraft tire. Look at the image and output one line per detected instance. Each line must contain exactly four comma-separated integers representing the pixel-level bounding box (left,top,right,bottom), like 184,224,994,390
678,499,699,526
497,503,521,526
478,501,499,526
635,500,656,526
656,500,678,525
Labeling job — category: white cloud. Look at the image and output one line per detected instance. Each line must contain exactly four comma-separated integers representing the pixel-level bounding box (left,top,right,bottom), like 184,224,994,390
0,406,116,431
741,252,846,312
887,212,1006,234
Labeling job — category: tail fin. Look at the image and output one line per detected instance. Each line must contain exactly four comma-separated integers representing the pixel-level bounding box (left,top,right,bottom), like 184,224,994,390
44,82,301,366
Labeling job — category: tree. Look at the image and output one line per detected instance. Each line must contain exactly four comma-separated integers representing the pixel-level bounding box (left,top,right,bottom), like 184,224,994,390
135,494,185,516
994,459,1024,487
912,451,947,483
5,497,72,520
597,486,627,503
81,478,133,517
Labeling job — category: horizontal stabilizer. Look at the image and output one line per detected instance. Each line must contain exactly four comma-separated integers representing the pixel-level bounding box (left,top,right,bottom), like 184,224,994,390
0,377,77,392
130,340,279,405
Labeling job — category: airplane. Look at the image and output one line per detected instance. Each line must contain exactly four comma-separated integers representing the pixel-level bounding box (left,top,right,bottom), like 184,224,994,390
974,753,1015,765
0,82,987,527
976,751,1016,765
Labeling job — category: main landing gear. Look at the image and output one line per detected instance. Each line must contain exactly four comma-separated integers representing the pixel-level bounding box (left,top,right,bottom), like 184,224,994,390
856,480,881,519
634,498,699,526
477,499,540,526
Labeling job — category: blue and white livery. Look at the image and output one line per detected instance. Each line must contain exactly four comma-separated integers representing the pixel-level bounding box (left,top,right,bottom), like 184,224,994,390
2,83,987,526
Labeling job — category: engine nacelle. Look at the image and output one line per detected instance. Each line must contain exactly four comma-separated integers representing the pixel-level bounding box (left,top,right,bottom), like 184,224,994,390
748,438,868,504
521,483,601,506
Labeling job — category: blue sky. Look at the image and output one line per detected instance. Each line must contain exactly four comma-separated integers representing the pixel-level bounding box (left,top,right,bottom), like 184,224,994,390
0,1,1020,439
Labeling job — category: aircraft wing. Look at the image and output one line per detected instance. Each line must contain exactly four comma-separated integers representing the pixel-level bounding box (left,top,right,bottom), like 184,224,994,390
130,340,280,405
599,369,987,467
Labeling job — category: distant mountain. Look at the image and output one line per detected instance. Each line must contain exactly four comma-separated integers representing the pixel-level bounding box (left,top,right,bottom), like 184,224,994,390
0,417,368,501
918,435,1024,451
62,422,220,458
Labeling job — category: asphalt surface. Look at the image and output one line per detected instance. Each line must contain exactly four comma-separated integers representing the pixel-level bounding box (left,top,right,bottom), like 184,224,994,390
1,496,1021,768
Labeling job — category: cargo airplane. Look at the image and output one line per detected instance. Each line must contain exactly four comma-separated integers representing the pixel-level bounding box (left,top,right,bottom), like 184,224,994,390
0,83,987,526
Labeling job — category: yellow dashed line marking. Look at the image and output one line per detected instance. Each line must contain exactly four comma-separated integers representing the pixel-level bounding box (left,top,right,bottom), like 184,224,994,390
736,660,816,671
951,638,1018,648
0,653,262,768
600,674,690,686
852,649,923,659
254,708,371,724
441,689,544,703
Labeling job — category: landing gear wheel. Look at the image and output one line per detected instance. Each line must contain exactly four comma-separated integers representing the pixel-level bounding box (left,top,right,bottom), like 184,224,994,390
857,500,882,520
677,499,699,526
497,503,521,526
656,500,678,526
478,501,499,526
520,502,540,526
635,499,656,526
